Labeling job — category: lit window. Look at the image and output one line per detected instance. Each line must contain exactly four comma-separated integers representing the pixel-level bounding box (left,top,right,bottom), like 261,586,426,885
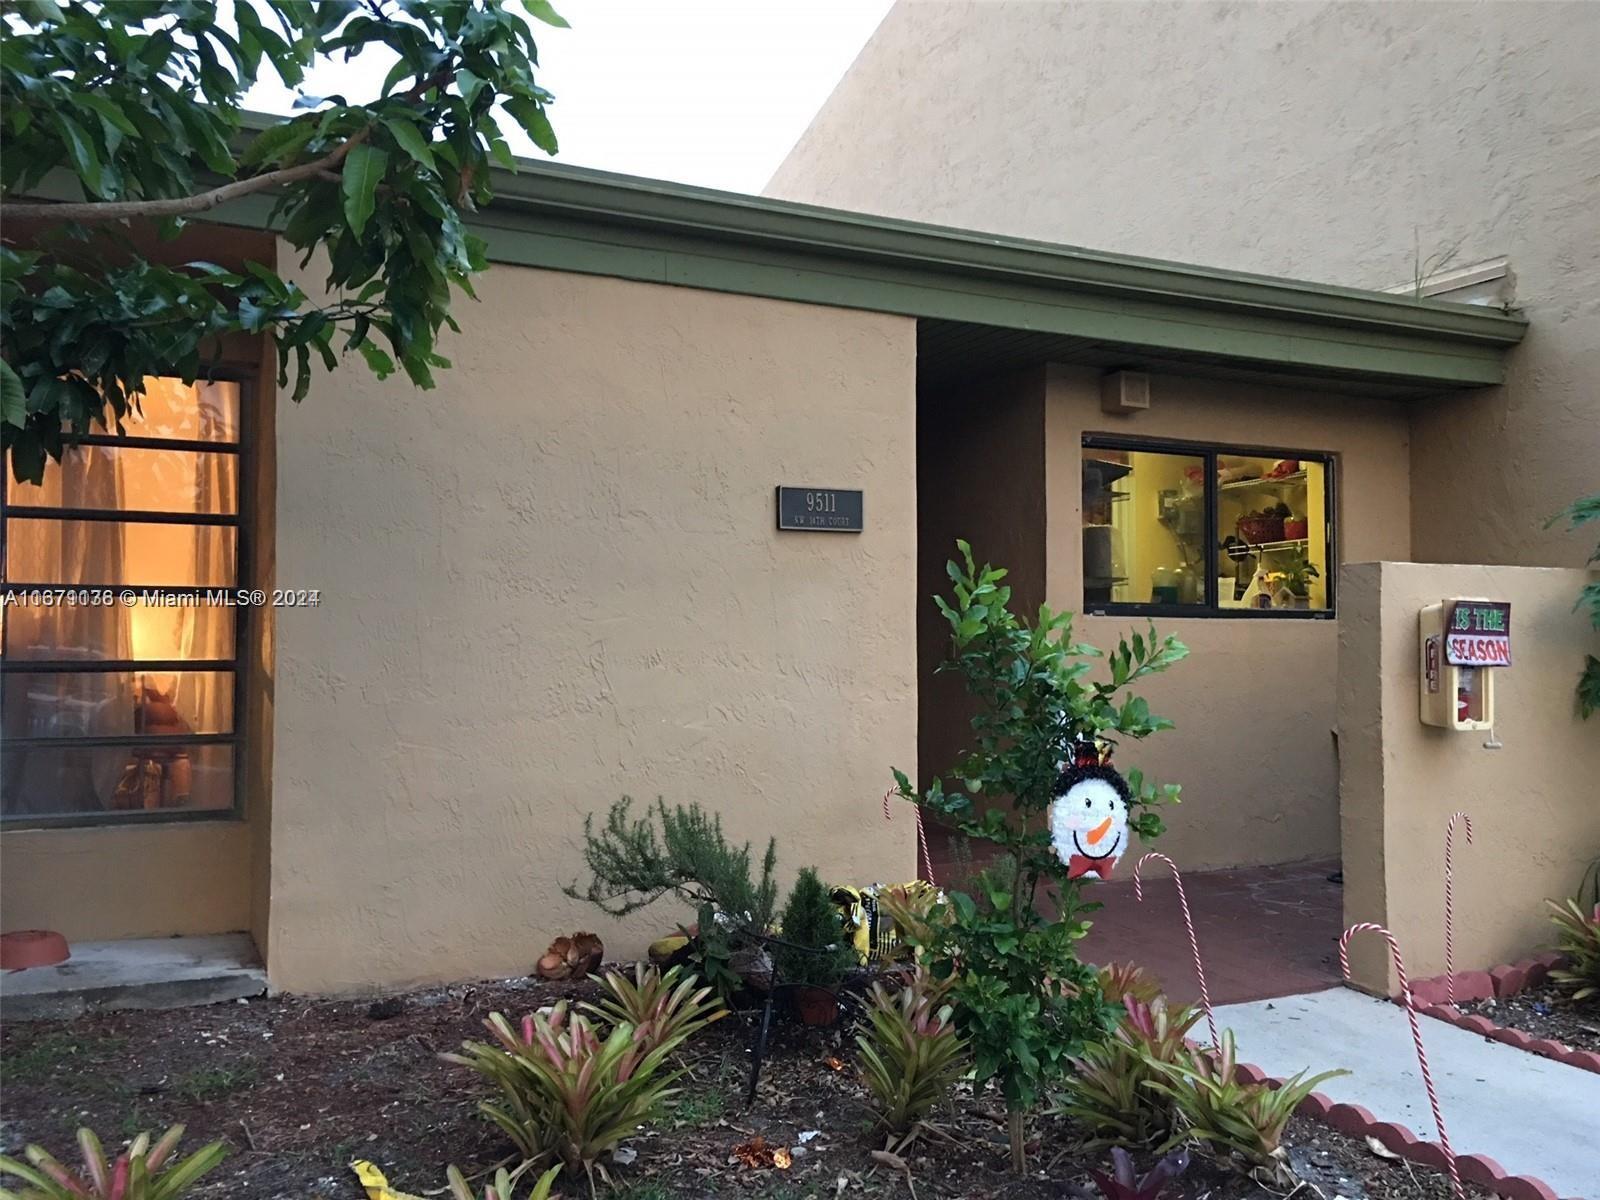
2,378,247,823
1081,438,1334,617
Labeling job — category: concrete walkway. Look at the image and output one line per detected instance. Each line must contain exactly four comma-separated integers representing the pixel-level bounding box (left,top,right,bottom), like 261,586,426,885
1,934,265,1020
1215,987,1600,1199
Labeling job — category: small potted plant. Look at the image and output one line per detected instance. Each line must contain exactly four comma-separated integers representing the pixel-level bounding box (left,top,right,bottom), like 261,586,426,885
775,867,853,1026
1278,552,1320,608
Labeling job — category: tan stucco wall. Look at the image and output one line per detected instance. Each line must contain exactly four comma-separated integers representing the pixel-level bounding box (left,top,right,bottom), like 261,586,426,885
0,822,251,940
265,260,918,993
1338,561,1600,994
770,0,1600,568
1044,367,1412,869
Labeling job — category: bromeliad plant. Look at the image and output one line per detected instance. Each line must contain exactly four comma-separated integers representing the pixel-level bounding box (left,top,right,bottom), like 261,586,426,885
1055,996,1204,1148
444,967,724,1185
1546,897,1600,1000
583,963,729,1045
1146,1030,1345,1185
891,541,1188,1171
856,967,970,1148
0,1125,225,1200
445,1162,561,1200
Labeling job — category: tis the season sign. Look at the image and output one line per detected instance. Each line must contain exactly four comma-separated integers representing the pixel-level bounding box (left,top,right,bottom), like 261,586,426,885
1445,599,1512,667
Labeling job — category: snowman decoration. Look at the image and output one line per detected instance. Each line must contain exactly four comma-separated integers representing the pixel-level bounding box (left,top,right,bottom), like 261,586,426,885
1048,740,1131,882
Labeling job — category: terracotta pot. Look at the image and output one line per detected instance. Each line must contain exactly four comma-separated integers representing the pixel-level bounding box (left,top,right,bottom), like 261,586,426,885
0,929,70,970
791,984,840,1027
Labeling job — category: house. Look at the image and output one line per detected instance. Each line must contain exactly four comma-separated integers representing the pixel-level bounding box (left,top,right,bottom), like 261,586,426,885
2,3,1594,997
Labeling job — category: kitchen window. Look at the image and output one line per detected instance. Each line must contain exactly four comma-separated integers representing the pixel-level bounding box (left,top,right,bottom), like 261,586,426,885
1082,436,1334,617
1,376,250,825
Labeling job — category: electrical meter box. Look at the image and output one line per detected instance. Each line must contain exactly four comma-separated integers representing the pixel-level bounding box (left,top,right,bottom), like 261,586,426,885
1419,599,1510,730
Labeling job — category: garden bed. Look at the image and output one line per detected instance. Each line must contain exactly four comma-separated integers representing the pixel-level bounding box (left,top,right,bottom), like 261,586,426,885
1,973,1496,1200
1409,952,1600,1073
1452,985,1600,1058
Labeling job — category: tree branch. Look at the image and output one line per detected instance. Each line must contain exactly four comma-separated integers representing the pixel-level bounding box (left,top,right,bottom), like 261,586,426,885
1,128,370,223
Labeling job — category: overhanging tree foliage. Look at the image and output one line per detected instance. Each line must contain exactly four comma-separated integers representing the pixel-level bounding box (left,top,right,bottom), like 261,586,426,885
0,0,565,483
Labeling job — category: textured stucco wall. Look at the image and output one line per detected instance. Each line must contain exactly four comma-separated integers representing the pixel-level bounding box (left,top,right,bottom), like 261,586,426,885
1044,367,1412,870
769,0,1600,568
266,260,918,994
1339,562,1600,993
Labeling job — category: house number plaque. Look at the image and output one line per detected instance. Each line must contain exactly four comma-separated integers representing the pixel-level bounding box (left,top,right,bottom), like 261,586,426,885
776,486,863,532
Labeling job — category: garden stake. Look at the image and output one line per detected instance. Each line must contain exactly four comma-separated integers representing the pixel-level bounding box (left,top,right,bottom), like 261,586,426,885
882,786,936,883
744,989,776,1105
1339,922,1462,1199
1133,852,1217,1047
1444,811,1473,1005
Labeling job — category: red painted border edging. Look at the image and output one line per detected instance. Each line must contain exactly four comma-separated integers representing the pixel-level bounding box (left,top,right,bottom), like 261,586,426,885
1234,1056,1576,1200
1408,952,1600,1076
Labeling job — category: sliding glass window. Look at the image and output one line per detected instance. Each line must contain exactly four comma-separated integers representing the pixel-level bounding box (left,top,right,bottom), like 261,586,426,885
1081,437,1334,617
2,378,249,825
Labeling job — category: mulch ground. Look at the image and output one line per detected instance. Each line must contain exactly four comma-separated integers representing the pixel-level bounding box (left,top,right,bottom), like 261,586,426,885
2,972,1492,1200
1454,983,1600,1054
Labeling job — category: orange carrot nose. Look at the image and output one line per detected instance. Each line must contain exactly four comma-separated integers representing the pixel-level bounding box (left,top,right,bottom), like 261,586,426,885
1086,816,1114,845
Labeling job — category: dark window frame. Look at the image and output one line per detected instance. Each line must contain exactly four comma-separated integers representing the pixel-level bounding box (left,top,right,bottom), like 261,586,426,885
1081,433,1337,620
1,372,253,829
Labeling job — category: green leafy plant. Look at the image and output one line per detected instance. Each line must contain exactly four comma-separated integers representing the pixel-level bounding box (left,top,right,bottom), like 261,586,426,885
1545,494,1600,718
1,0,565,483
1054,997,1203,1148
855,966,970,1147
565,797,778,929
446,1162,561,1200
584,963,729,1046
1546,897,1600,1000
1066,1147,1190,1200
891,541,1188,1171
1276,551,1319,598
1146,1030,1345,1184
443,985,723,1186
0,1125,225,1200
774,867,853,988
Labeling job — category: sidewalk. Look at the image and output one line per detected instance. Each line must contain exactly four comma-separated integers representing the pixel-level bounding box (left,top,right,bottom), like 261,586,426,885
1215,987,1600,1199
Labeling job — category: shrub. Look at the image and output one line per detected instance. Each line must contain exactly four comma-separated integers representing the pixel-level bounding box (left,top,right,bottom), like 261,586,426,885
1055,996,1202,1147
856,967,970,1144
774,867,853,988
0,1125,225,1200
1146,1030,1345,1184
446,1162,561,1200
564,797,777,929
1066,1147,1190,1200
444,978,723,1184
1547,898,1600,1000
891,541,1188,1172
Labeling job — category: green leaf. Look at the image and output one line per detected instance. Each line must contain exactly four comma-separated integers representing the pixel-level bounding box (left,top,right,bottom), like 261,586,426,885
382,115,436,170
340,143,388,237
504,95,557,155
53,111,104,194
524,0,570,27
0,361,25,429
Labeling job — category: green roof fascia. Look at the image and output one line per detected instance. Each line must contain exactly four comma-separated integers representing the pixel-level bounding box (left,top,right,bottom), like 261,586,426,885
19,151,1527,388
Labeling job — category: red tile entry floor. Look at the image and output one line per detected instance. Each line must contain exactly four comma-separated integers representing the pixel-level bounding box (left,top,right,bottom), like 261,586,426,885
924,848,1344,1006
1078,857,1344,1005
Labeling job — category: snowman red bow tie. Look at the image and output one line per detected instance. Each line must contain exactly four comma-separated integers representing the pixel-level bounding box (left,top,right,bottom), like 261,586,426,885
1067,854,1117,880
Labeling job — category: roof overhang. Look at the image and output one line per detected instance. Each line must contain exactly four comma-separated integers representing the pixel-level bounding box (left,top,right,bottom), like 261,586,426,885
19,150,1527,398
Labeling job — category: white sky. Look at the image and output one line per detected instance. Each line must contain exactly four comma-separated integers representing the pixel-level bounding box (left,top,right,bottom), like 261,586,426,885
244,0,894,196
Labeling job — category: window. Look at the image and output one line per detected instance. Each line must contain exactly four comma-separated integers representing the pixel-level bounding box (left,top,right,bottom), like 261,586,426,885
2,378,249,825
1081,437,1334,617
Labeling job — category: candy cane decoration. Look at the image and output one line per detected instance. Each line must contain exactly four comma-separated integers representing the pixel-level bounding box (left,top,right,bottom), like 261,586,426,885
1340,923,1461,1199
882,787,936,883
1444,812,1473,1006
1134,852,1217,1047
